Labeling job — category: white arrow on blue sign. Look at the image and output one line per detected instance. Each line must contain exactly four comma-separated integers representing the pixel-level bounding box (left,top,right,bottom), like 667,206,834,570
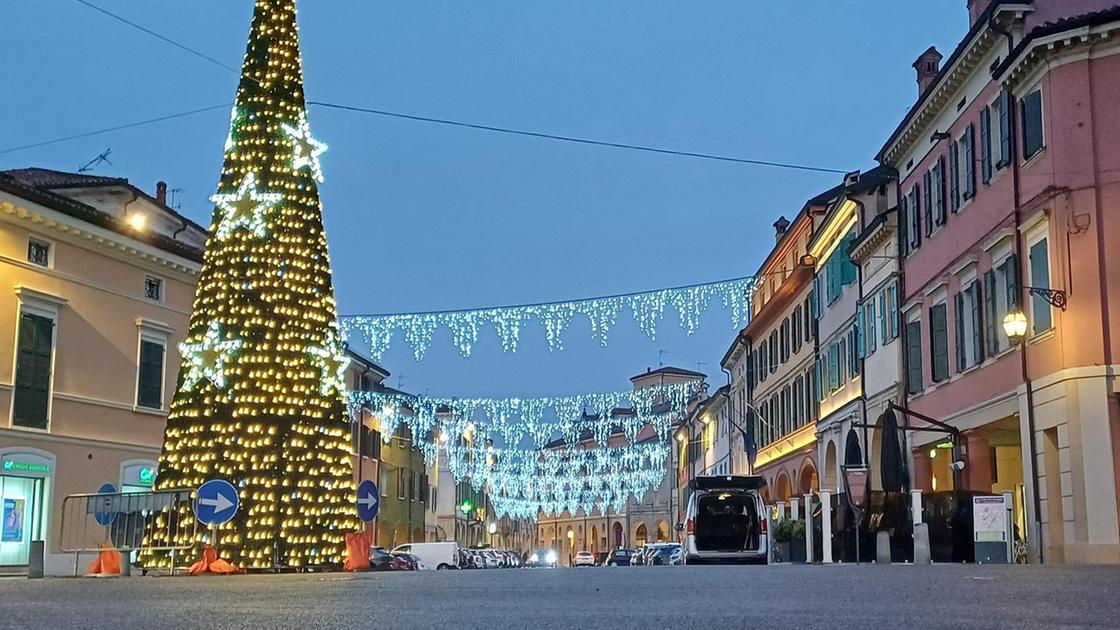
194,479,239,526
94,483,117,526
356,479,379,522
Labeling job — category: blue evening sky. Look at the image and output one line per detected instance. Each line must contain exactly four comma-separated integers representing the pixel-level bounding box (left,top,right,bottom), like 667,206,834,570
2,1,966,399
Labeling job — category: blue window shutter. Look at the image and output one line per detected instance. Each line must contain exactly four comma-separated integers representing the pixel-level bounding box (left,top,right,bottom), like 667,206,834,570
856,304,865,358
879,290,888,345
868,297,877,353
1006,253,1020,308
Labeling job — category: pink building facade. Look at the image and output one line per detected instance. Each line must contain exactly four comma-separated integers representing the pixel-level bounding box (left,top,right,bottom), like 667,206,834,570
878,1,1120,564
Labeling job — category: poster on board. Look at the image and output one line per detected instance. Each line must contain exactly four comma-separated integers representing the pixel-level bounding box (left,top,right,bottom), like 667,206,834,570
2,498,24,542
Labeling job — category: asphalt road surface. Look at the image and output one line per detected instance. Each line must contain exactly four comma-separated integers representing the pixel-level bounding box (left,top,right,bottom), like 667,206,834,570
3,564,1118,629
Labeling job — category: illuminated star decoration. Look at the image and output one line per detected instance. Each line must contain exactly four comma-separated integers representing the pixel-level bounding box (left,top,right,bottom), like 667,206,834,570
179,322,244,390
308,327,349,395
281,113,327,183
210,172,283,241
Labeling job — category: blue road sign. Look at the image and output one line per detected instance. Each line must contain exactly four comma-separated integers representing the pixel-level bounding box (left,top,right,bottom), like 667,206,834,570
356,479,379,522
194,479,239,526
94,483,117,526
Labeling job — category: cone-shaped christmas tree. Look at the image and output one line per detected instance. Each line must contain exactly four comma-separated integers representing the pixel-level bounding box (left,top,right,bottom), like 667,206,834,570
142,0,358,570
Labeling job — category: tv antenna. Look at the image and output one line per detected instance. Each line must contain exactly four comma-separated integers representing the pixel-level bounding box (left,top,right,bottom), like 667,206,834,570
170,187,184,210
78,148,112,173
658,349,668,367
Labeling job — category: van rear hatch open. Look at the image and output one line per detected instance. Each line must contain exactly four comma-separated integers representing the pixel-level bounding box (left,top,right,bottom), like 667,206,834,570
689,475,767,492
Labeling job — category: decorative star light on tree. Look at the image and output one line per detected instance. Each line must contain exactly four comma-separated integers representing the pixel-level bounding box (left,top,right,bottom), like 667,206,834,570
210,171,284,241
340,276,754,361
179,322,243,390
282,112,327,183
308,326,350,395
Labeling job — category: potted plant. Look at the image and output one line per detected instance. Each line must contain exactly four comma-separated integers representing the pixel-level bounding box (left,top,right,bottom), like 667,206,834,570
774,519,807,563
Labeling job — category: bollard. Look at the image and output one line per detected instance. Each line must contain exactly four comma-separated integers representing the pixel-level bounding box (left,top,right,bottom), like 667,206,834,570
911,489,923,526
913,523,931,565
821,490,833,564
28,541,45,579
876,531,891,565
121,556,131,577
803,493,814,564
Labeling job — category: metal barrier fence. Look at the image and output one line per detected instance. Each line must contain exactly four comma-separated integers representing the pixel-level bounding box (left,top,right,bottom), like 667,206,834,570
59,488,196,576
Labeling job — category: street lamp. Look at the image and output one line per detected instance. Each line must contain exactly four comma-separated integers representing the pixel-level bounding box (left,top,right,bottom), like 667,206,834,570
1002,310,1029,344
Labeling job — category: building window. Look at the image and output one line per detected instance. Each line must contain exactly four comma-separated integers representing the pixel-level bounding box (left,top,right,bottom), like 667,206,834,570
1029,236,1052,334
826,232,857,304
827,342,840,392
931,157,946,227
144,276,164,302
12,312,55,429
780,318,790,363
380,467,389,497
980,95,1011,184
905,319,923,395
27,238,52,267
768,331,778,373
954,282,983,372
792,307,802,354
1021,88,1045,161
397,469,406,500
984,255,1019,357
136,337,166,409
929,303,950,383
906,185,922,253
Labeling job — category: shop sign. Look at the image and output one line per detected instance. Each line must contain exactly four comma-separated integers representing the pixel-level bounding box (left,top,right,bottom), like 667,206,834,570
2,459,51,474
138,467,156,485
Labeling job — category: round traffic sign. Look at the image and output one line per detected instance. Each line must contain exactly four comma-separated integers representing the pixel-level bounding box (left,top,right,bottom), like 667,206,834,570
194,479,239,526
94,483,117,527
356,479,379,522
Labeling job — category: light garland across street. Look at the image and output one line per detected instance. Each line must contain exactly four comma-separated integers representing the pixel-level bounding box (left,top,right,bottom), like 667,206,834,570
340,276,754,360
347,381,700,449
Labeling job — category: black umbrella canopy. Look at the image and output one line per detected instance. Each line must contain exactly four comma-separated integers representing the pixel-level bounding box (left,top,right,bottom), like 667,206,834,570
844,429,863,466
879,408,909,492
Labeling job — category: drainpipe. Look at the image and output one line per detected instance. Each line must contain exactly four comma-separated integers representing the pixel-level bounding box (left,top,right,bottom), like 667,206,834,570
722,365,735,474
849,196,871,470
991,17,1043,564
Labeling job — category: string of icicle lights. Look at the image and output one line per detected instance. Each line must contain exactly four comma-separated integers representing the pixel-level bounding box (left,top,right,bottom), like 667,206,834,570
340,276,754,361
447,441,672,519
347,381,700,449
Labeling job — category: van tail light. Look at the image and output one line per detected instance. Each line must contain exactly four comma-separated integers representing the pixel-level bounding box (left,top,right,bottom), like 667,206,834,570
760,518,768,535
686,519,694,535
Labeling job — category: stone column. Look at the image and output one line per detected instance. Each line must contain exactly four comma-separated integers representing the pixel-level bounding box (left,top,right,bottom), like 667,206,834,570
965,432,993,491
790,497,800,521
803,493,814,564
820,490,833,564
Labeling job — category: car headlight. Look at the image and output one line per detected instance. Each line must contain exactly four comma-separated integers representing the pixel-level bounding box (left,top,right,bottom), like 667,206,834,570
545,551,557,564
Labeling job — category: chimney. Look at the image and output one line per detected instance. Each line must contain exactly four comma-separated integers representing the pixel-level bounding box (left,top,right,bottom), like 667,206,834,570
155,181,168,206
967,0,995,26
913,46,943,96
773,216,791,243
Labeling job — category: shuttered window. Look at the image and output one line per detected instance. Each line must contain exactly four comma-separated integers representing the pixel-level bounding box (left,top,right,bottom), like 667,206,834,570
1029,238,1052,334
980,105,993,183
136,339,165,409
899,193,910,257
13,313,54,429
984,271,999,358
954,293,967,373
923,170,934,236
905,321,923,395
998,91,1012,168
1021,89,1045,160
950,140,960,212
963,124,976,200
930,303,950,383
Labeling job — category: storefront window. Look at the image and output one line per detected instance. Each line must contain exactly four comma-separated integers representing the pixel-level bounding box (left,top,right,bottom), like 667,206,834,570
0,475,46,566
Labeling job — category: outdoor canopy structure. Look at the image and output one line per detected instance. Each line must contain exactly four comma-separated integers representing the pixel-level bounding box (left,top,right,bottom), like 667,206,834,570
141,0,358,570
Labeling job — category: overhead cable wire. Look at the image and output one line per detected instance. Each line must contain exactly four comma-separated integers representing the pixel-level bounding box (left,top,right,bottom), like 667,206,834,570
41,0,848,174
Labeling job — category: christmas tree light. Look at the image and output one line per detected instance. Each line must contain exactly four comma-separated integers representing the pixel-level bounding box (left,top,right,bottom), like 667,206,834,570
142,0,358,570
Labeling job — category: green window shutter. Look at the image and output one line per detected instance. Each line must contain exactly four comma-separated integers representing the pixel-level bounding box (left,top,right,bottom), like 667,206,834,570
1022,90,1045,160
867,297,877,353
980,106,992,183
889,283,900,340
936,156,947,225
998,91,1011,168
1030,239,1052,333
879,290,888,346
137,340,165,409
963,124,976,199
1006,253,1020,308
954,293,966,372
911,187,922,248
931,304,949,382
899,194,909,257
923,171,933,236
906,321,923,395
950,141,961,212
13,313,54,429
971,282,984,364
984,270,999,357
841,235,857,286
828,344,839,391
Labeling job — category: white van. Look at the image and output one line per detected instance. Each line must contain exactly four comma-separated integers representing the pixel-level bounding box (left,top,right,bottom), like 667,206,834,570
392,542,460,570
681,475,768,565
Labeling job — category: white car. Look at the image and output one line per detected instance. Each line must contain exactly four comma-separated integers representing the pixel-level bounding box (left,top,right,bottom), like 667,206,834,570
681,475,768,565
573,550,596,567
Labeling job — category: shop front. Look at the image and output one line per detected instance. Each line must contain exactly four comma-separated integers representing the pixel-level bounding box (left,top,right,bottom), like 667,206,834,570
0,447,54,568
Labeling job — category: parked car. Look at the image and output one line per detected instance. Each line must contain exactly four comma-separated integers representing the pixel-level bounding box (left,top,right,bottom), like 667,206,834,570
681,475,768,565
648,544,682,566
604,548,632,566
369,546,395,571
392,542,459,570
390,552,415,571
573,550,596,567
526,548,558,567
